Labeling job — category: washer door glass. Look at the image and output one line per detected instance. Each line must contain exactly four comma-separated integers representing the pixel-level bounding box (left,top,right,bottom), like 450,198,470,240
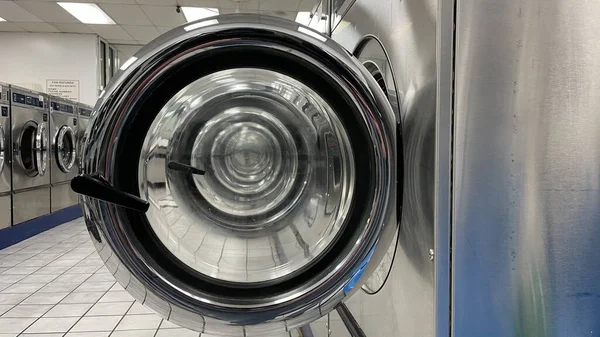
55,125,76,173
0,125,5,174
72,15,398,336
34,122,48,176
19,121,38,177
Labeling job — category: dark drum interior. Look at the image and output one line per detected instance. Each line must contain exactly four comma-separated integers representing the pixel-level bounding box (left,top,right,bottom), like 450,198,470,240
62,131,73,164
20,124,36,173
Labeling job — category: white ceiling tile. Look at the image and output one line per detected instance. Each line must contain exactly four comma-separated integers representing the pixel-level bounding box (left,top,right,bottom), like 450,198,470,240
0,1,42,22
156,26,175,34
15,21,59,32
177,0,219,6
122,25,159,41
51,22,95,33
108,39,138,44
141,5,186,26
14,1,79,24
136,0,177,5
97,0,136,3
88,24,134,40
219,0,259,10
99,4,152,26
259,0,299,11
298,0,318,11
0,22,25,32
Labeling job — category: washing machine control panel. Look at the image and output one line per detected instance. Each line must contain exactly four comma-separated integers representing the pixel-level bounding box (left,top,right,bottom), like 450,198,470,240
1,107,7,117
51,102,75,114
79,108,92,117
12,93,44,108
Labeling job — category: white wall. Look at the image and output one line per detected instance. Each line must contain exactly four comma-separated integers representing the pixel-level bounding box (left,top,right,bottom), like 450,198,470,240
0,32,98,106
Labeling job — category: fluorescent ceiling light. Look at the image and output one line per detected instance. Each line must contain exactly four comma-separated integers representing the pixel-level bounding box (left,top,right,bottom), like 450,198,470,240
184,19,218,32
0,17,6,22
57,2,115,24
295,11,312,24
120,57,137,71
181,7,219,23
298,26,327,42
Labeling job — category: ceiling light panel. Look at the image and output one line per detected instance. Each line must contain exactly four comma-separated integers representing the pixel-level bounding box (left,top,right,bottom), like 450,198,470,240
57,2,115,25
181,7,218,23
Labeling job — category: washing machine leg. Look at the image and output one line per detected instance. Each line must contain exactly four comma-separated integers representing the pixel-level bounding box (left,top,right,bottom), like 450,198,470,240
336,303,367,337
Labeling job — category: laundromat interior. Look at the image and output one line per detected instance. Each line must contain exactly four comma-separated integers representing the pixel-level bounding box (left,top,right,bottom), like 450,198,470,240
0,0,599,336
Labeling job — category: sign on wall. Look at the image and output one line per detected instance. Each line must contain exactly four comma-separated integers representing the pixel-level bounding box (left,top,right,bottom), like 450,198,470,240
46,79,80,102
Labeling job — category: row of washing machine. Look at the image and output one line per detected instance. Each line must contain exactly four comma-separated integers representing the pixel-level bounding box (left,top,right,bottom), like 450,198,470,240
0,83,92,230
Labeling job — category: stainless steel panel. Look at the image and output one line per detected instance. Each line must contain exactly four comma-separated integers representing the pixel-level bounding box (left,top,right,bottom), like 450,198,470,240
434,0,454,336
50,182,78,212
13,186,50,225
0,84,10,195
10,86,50,191
332,0,437,336
0,194,10,230
454,0,600,336
11,104,50,190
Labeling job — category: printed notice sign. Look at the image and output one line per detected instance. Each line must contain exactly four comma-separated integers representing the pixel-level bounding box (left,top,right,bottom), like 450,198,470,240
46,80,79,101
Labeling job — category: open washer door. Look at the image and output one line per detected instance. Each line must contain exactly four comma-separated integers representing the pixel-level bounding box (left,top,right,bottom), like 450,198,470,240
72,14,400,336
34,121,48,176
55,125,76,173
19,120,44,177
353,35,404,295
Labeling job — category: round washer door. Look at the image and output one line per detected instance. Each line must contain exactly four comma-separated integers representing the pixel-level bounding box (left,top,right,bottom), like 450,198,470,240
74,14,399,336
353,35,403,295
34,122,48,176
0,125,5,174
55,125,76,173
19,121,39,177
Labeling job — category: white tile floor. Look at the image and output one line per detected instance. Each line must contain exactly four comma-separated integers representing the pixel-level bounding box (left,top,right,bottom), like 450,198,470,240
0,217,398,337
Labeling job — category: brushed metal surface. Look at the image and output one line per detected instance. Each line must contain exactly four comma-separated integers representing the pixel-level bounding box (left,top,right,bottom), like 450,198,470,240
13,186,50,225
332,0,437,336
10,87,50,191
434,0,454,336
0,84,10,195
50,182,78,212
454,0,600,336
79,14,397,335
0,194,10,230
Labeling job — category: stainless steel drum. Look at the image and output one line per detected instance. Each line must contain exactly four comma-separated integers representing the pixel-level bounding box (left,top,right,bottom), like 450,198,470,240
73,14,399,336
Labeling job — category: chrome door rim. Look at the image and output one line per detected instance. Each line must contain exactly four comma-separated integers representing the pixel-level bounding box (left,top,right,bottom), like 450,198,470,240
19,120,38,177
35,122,47,176
56,125,76,173
78,14,397,335
352,34,404,295
0,126,4,174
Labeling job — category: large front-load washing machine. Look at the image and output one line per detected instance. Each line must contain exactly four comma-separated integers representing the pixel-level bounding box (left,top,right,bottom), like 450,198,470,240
49,96,78,212
0,83,11,230
72,14,400,336
10,86,50,225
